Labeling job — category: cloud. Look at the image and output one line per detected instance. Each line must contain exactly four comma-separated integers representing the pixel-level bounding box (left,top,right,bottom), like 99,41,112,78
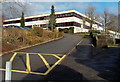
28,0,119,2
26,2,55,16
3,1,118,19
26,2,91,16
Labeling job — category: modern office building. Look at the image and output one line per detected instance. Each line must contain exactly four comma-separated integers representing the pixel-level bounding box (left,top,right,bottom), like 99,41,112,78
3,10,103,33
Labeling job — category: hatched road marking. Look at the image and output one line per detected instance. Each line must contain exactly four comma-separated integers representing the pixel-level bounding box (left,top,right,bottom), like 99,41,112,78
0,52,66,75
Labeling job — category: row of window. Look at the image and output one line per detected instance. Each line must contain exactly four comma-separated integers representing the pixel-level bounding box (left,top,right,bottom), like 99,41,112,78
3,12,100,26
56,22,81,27
35,22,81,28
26,22,92,29
3,12,74,24
84,25,91,29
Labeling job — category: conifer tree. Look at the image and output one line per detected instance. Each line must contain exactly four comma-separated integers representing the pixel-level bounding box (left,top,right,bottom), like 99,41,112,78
49,5,56,31
20,12,25,28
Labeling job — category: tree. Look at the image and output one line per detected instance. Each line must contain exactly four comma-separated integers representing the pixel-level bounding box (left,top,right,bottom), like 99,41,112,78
20,12,25,28
49,5,56,31
85,5,97,29
107,15,118,32
102,10,111,32
2,0,28,20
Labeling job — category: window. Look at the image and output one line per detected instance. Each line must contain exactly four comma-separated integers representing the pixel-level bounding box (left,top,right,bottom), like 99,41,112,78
56,22,81,27
26,18,32,22
65,14,68,16
32,18,36,21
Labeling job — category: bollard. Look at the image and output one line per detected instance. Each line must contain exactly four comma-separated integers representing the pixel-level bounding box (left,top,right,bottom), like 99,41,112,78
5,61,12,82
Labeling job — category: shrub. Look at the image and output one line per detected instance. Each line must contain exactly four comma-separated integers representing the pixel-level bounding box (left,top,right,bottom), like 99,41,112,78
69,27,74,33
3,28,27,44
43,29,62,39
64,28,69,33
58,32,63,37
58,28,63,32
90,30,101,34
58,27,74,34
26,36,43,45
28,27,43,37
48,32,57,39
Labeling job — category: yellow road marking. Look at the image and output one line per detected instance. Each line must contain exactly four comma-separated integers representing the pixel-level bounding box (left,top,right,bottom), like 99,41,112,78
77,39,84,46
30,72,45,75
1,52,67,75
45,54,63,56
38,54,50,69
0,68,27,73
0,68,6,71
15,52,63,56
44,55,67,75
0,68,45,75
10,53,17,62
26,53,31,73
52,55,61,59
12,70,28,73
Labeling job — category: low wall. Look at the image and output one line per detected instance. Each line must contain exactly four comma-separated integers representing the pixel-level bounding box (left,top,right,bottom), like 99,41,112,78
93,35,115,47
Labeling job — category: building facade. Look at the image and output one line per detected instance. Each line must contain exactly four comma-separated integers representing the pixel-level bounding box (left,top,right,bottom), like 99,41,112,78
3,10,103,33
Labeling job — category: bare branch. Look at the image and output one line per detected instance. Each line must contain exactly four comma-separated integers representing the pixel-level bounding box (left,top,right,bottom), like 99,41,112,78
85,5,97,29
2,0,28,20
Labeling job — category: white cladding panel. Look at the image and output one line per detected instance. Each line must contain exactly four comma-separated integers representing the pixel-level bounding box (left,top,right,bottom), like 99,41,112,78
56,17,78,23
74,26,89,33
3,16,92,27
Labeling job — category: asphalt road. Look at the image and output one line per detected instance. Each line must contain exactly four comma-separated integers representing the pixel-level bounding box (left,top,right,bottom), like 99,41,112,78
1,34,83,80
1,34,118,81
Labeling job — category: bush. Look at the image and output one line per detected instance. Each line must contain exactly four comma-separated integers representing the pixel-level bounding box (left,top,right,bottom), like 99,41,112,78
2,27,63,52
3,28,27,44
58,28,63,32
26,36,43,45
90,30,101,34
69,27,74,33
58,27,74,34
58,32,63,37
64,28,69,33
48,32,57,39
28,27,43,37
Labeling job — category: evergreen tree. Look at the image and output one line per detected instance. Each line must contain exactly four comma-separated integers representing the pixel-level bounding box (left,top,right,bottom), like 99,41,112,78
20,12,25,28
49,5,56,31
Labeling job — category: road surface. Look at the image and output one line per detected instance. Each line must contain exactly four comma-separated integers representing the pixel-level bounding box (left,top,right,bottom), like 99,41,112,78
1,34,83,80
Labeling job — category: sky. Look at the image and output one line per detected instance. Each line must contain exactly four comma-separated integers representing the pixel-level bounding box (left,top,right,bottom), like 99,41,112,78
2,0,119,19
25,2,118,17
15,0,120,2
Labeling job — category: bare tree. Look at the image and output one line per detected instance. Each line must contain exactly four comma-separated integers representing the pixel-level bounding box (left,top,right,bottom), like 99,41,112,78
2,0,28,20
100,9,119,33
102,10,111,32
107,14,118,32
85,5,97,29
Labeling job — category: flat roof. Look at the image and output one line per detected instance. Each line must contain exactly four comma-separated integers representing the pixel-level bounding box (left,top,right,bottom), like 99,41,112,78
4,10,102,24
